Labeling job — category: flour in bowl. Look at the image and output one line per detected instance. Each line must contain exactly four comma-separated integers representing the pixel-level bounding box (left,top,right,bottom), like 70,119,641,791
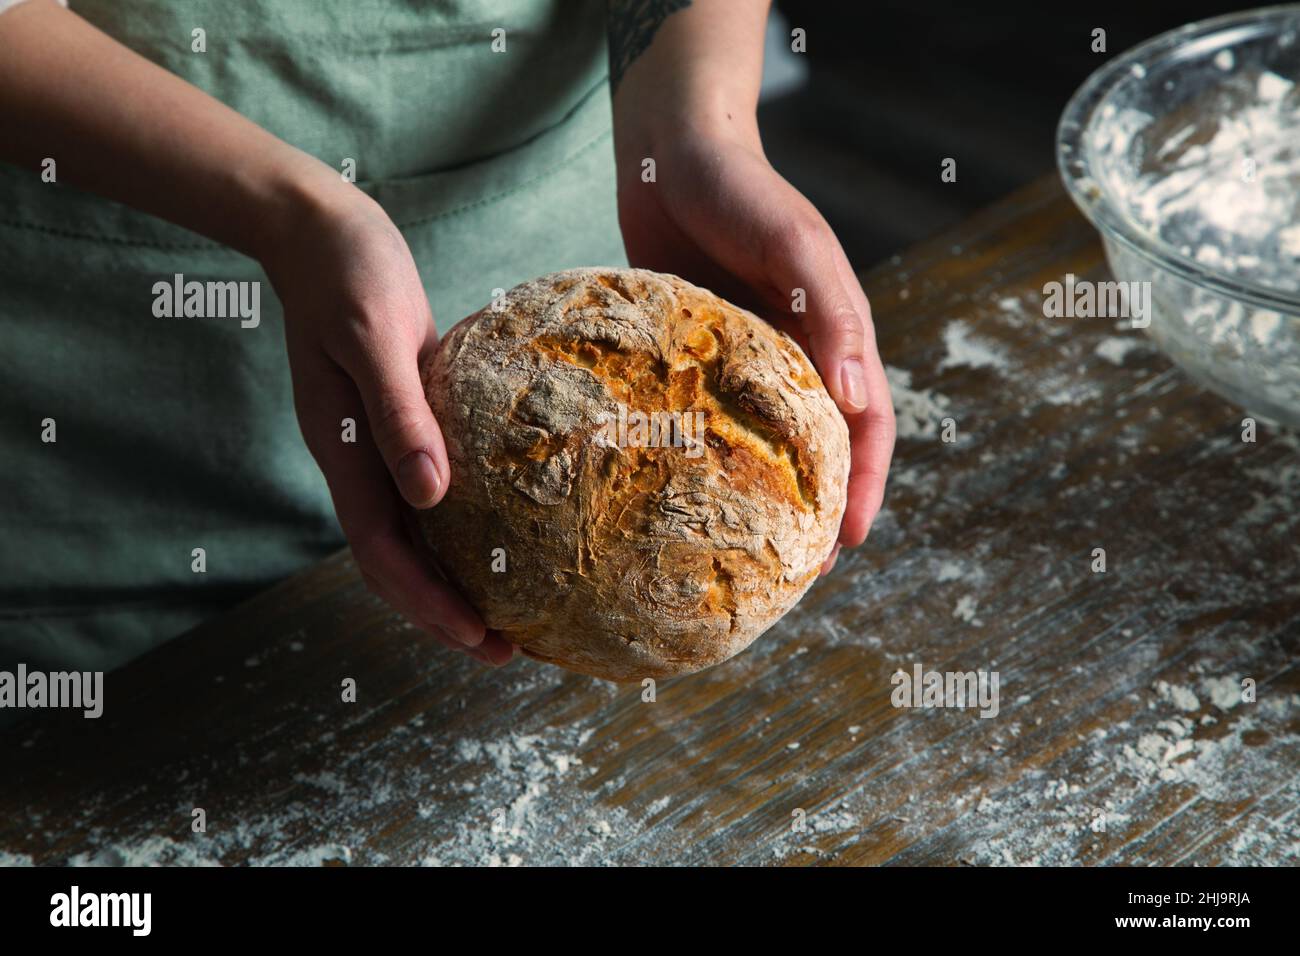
1086,66,1300,423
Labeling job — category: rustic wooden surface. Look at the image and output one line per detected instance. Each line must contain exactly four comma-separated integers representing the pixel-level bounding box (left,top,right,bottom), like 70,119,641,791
3,175,1298,866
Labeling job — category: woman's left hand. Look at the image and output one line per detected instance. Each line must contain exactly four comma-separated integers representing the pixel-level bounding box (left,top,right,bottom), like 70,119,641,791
614,117,896,571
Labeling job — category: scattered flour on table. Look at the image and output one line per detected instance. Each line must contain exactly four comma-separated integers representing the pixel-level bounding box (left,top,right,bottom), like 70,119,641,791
808,807,859,834
1095,336,1145,365
18,671,676,867
935,560,966,583
952,595,981,625
67,836,222,867
934,556,987,586
1200,675,1244,711
938,319,1010,373
1155,680,1200,713
810,614,882,650
886,365,953,440
993,293,1039,329
1041,369,1107,407
427,726,649,867
903,670,1300,866
1109,697,1296,803
273,844,353,867
771,804,860,859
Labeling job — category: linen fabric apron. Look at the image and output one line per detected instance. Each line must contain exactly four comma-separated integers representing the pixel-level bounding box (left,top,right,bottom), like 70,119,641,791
0,0,626,675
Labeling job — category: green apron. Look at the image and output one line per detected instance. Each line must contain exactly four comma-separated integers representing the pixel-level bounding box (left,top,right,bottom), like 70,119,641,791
0,0,626,675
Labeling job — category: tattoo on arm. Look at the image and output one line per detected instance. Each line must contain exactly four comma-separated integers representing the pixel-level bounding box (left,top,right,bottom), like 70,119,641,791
606,0,693,93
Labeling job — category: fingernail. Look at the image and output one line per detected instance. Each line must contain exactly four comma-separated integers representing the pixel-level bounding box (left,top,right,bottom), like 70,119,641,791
397,451,442,508
437,623,482,649
478,648,508,667
839,358,868,412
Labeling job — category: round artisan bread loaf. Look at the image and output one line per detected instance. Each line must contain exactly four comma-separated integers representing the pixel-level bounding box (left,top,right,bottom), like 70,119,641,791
417,267,850,681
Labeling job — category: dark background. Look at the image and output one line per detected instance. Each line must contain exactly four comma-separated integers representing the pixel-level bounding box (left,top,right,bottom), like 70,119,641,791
760,1,1260,268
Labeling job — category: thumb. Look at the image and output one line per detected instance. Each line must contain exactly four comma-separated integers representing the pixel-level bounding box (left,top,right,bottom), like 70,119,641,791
340,332,450,510
767,216,872,415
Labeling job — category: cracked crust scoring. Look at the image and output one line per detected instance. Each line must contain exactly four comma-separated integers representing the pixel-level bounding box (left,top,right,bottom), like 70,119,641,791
416,268,850,681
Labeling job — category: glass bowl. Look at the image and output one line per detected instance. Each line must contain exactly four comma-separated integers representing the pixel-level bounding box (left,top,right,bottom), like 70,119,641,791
1058,5,1300,426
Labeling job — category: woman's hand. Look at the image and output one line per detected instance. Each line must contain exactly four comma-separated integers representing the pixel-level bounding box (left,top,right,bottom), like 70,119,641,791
0,3,512,661
259,180,516,666
608,0,894,573
614,119,896,571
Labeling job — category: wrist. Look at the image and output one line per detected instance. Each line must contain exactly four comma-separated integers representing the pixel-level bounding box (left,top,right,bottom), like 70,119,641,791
613,93,762,175
609,2,765,169
238,148,371,265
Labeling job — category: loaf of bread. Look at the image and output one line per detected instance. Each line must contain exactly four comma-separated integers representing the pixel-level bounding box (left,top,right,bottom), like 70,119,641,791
417,268,849,681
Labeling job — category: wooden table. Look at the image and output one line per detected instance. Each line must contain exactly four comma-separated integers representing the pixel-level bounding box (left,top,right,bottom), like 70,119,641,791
4,176,1298,866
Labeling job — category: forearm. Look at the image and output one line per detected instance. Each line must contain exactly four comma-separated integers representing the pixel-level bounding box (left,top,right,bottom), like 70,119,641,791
0,0,351,260
607,0,770,161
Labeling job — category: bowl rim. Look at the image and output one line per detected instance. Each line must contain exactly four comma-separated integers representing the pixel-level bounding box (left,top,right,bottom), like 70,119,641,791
1057,4,1300,316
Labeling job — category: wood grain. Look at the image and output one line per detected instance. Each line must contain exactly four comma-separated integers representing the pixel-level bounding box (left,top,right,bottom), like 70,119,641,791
3,175,1297,866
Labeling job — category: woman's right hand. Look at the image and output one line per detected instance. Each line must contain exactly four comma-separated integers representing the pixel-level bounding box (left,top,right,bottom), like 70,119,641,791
0,1,512,664
259,176,516,667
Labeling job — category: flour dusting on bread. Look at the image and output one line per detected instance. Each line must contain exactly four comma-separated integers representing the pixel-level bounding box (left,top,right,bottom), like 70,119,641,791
418,268,850,681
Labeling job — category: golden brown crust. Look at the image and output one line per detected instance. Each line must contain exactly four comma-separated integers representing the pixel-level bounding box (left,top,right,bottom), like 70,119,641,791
417,268,850,681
